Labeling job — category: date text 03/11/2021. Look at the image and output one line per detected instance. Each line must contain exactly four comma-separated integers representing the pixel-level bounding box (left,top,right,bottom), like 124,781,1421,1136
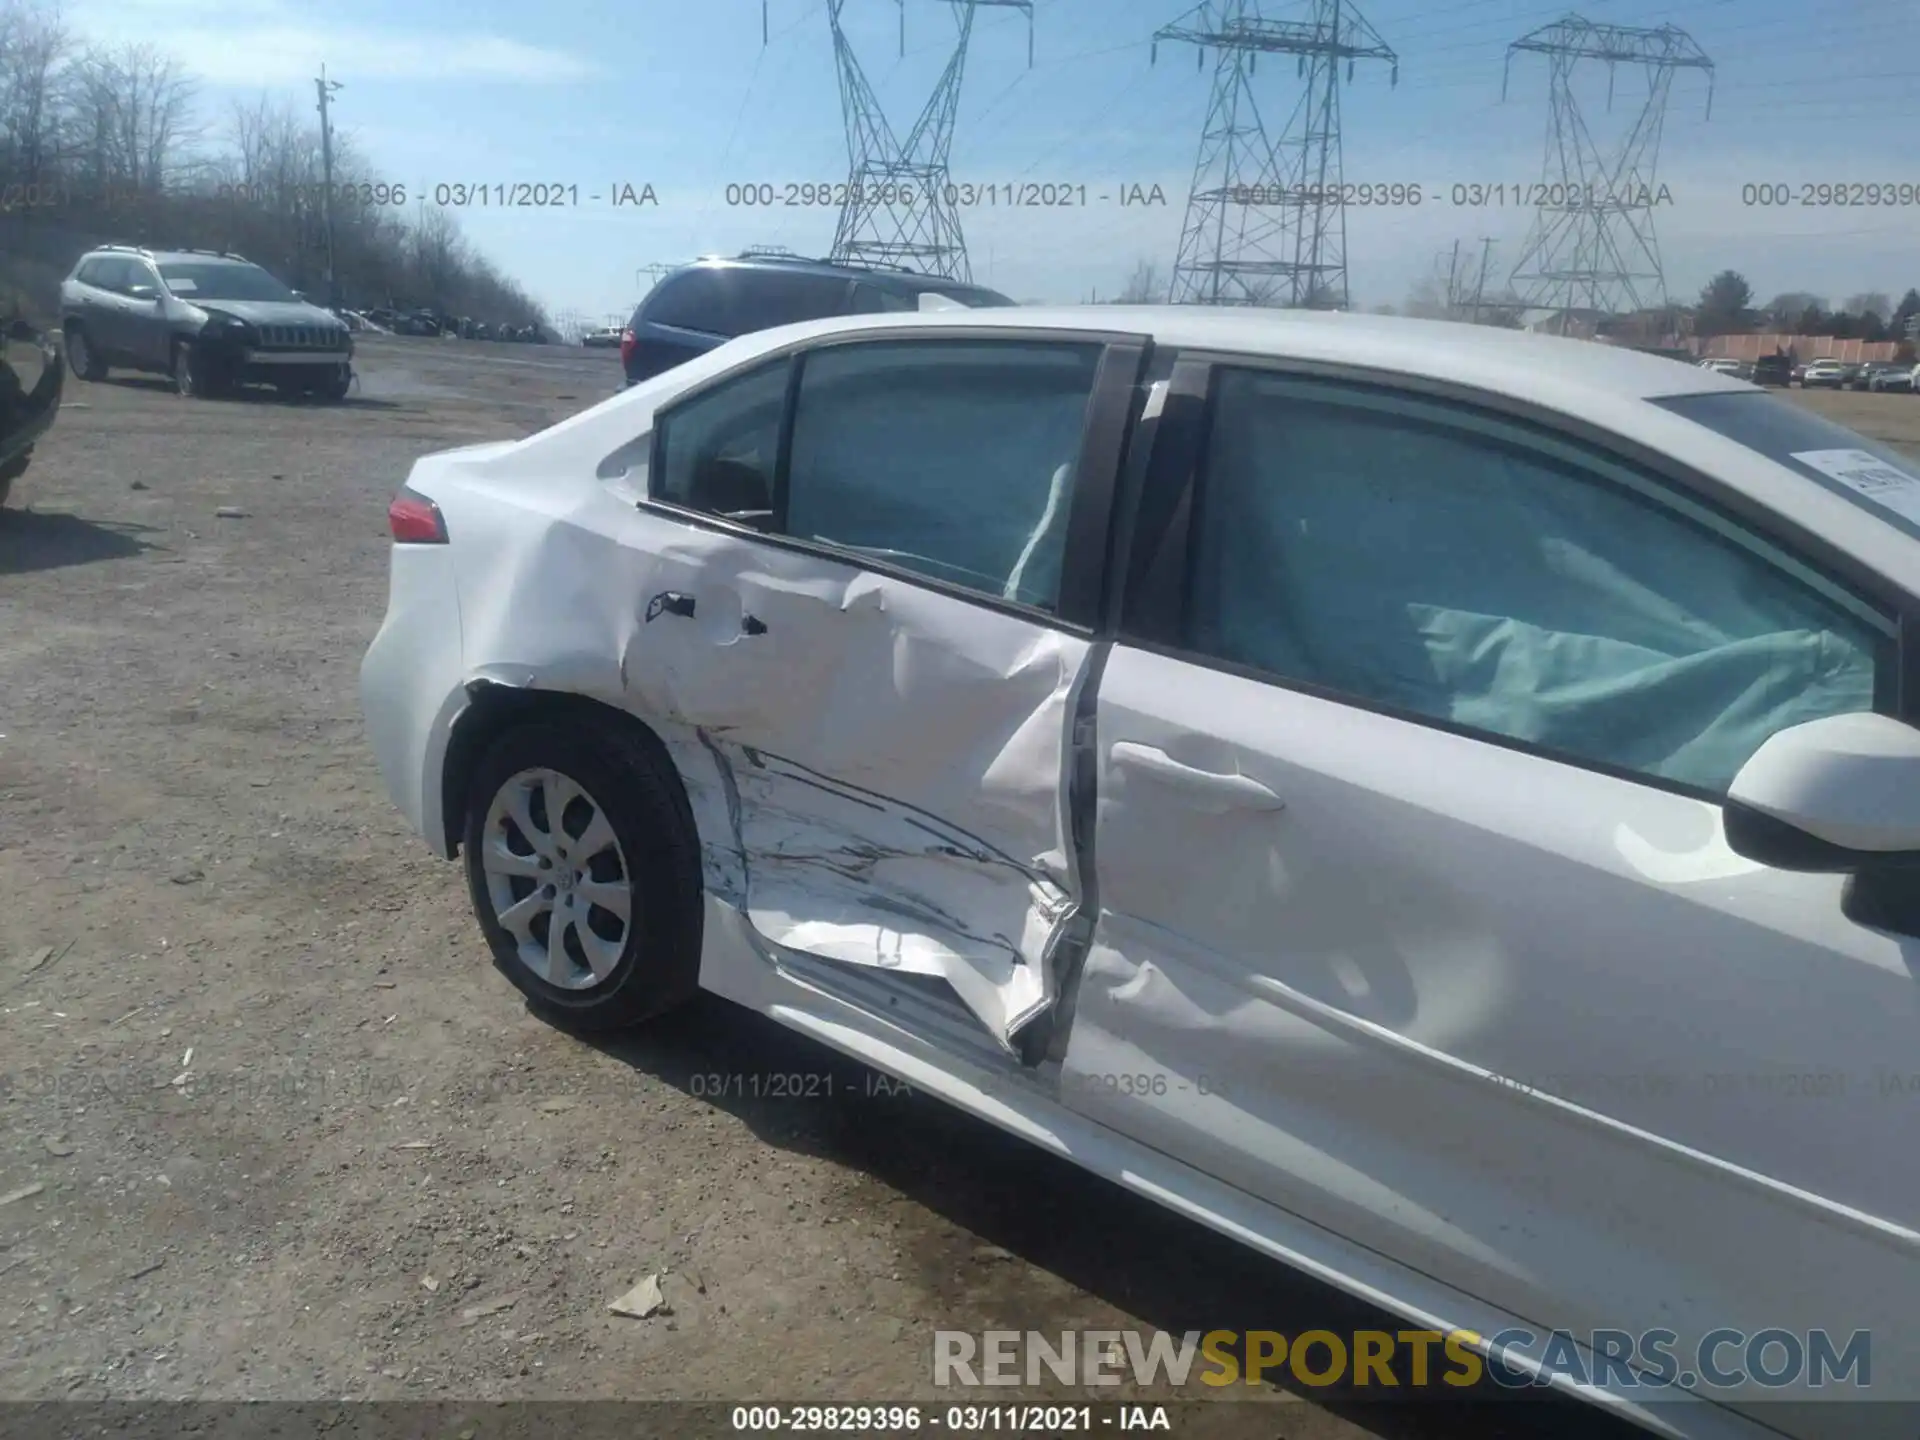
428,183,659,207
208,181,662,208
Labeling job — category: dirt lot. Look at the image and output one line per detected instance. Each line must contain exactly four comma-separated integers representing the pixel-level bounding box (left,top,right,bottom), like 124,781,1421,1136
1,339,1913,1436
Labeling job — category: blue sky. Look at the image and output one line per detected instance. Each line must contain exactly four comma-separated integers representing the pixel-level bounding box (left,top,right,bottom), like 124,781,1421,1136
66,0,1920,320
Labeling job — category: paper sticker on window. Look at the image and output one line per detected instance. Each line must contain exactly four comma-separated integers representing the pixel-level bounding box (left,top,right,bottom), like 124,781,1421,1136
1789,447,1920,525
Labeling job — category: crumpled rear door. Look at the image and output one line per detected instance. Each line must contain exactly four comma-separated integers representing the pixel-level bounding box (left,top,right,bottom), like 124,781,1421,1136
622,532,1092,1051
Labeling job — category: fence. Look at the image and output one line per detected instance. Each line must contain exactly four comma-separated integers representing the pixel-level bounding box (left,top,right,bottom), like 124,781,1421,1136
1698,333,1907,364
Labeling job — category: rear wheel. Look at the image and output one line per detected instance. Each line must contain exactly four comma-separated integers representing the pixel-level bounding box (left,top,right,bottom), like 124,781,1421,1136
462,719,703,1033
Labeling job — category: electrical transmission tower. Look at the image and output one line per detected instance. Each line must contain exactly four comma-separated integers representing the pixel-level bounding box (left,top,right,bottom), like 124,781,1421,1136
1503,16,1712,324
1153,0,1395,310
767,0,1033,281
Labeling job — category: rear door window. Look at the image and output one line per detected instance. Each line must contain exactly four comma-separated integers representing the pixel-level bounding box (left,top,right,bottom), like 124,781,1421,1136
644,271,735,337
783,340,1102,608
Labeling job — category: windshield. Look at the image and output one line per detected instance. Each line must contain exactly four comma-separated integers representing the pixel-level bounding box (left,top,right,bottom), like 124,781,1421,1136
158,262,297,303
1657,392,1920,536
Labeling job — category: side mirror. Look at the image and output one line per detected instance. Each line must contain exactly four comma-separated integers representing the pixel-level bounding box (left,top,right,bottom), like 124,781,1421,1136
1725,712,1920,936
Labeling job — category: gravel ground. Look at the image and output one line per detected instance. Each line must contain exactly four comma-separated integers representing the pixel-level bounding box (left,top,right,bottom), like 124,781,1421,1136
1,336,1913,1437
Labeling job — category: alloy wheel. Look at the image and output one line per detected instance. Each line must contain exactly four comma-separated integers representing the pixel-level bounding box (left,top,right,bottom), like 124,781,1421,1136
479,767,634,990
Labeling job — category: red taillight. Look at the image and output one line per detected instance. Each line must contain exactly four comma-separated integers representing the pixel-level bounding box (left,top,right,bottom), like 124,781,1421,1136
618,327,636,365
388,487,447,544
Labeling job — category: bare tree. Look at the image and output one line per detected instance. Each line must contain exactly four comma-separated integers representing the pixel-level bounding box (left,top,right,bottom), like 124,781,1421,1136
122,44,197,191
1402,274,1448,320
1765,292,1824,326
0,0,570,329
1844,292,1892,323
1116,259,1164,303
408,203,467,299
0,0,70,188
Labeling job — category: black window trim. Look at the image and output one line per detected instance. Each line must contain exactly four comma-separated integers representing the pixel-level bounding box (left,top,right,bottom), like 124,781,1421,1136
1115,349,1916,806
641,325,1149,635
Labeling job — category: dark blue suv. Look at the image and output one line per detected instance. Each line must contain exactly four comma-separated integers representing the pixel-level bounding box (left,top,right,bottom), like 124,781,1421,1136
620,254,1015,386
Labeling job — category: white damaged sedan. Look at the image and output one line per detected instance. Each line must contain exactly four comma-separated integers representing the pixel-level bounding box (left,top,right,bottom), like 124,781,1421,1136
361,306,1920,1440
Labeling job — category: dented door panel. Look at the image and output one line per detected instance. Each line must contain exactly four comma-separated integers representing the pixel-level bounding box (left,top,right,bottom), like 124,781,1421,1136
617,520,1091,1048
1067,645,1920,1415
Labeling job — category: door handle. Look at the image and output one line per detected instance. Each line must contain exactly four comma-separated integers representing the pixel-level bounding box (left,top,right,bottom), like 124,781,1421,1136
1109,742,1285,814
644,590,695,622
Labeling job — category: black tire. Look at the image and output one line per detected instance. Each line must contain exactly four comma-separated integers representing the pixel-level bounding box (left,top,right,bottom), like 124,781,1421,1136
65,324,107,381
462,718,704,1033
321,372,351,402
172,339,205,397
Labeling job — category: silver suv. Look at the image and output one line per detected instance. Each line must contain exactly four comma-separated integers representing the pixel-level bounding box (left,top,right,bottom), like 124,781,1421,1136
60,246,353,400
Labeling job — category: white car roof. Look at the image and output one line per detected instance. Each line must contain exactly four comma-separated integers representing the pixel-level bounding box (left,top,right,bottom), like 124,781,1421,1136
731,305,1752,409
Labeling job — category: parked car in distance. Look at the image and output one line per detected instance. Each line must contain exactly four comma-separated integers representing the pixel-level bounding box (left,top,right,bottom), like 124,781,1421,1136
1698,357,1743,375
1861,361,1912,393
0,313,62,508
362,305,1920,1440
581,326,623,349
59,245,353,399
1748,353,1791,386
618,253,1015,386
1799,357,1848,388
